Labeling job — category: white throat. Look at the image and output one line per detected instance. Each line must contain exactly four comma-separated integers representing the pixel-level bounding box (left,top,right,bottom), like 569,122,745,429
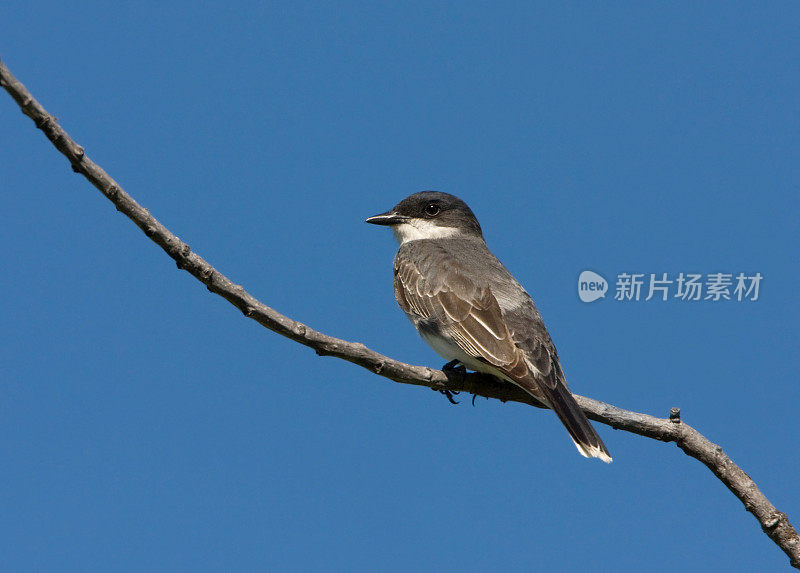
392,219,461,244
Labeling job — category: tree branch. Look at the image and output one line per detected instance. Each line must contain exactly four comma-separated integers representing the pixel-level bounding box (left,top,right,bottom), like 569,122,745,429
2,57,798,569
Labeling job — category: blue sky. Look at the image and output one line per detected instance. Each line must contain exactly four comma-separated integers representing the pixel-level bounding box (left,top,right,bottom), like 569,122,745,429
2,2,798,571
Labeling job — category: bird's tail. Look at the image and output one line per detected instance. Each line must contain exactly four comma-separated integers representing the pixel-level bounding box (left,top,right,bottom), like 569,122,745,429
520,374,612,463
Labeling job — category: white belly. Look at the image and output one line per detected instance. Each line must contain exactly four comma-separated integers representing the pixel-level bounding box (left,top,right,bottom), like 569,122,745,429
418,328,501,377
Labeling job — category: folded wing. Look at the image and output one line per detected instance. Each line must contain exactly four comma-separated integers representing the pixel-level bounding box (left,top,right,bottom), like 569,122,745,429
394,255,612,462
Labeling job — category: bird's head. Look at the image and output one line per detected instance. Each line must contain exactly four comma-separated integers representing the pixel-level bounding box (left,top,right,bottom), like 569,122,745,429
365,191,483,244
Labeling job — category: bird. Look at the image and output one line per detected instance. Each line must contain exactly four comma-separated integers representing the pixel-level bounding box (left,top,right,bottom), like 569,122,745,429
366,191,611,462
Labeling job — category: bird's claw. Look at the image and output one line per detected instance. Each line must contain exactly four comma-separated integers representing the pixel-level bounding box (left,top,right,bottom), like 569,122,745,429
439,389,460,404
439,360,467,405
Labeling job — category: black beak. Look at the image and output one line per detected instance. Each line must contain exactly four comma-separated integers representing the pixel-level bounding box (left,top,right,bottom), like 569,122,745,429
365,210,409,226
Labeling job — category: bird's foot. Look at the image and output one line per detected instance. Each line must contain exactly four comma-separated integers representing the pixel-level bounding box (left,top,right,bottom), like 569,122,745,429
442,359,467,378
439,389,460,404
438,360,467,405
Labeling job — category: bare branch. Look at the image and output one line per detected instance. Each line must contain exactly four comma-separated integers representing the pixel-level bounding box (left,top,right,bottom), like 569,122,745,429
2,58,798,569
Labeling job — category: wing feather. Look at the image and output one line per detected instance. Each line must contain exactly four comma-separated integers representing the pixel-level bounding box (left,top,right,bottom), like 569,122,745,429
394,257,524,372
393,250,612,462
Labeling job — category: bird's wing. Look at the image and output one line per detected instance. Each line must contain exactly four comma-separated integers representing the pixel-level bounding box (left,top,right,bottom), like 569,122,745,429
394,252,612,462
393,255,530,382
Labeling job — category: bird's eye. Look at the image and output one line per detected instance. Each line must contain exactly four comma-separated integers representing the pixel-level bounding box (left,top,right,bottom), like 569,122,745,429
424,203,440,217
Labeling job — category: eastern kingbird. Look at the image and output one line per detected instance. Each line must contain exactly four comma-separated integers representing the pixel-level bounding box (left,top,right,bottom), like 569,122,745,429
366,191,611,462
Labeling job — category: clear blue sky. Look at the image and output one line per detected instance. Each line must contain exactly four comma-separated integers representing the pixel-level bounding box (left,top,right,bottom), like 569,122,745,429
2,3,798,571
